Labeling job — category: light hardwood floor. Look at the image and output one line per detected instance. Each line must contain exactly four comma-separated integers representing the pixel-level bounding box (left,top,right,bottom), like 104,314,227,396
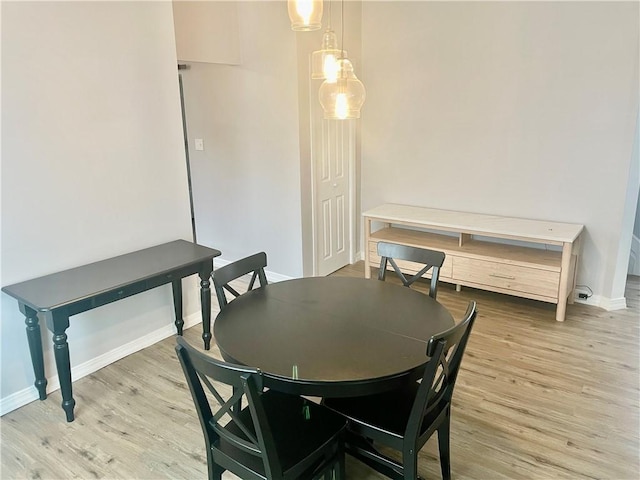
2,263,638,479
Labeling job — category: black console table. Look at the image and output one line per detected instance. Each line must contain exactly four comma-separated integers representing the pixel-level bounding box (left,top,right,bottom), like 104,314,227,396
2,239,221,422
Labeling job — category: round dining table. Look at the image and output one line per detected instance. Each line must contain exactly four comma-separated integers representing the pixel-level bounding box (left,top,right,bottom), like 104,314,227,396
214,276,454,398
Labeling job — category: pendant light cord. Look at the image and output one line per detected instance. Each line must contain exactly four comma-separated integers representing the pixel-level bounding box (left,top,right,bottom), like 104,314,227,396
340,0,345,59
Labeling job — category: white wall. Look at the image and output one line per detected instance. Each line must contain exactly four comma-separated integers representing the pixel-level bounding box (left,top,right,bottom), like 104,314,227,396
635,188,640,239
360,1,639,307
1,2,194,413
172,1,241,65
622,113,640,279
177,1,304,277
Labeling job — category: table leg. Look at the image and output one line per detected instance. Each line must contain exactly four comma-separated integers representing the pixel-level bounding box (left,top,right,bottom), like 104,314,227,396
200,261,213,350
171,279,184,335
20,304,47,400
567,233,582,306
45,310,76,422
556,241,573,322
364,217,372,279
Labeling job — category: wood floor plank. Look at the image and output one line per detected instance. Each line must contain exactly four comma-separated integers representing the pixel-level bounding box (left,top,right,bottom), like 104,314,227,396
1,265,638,479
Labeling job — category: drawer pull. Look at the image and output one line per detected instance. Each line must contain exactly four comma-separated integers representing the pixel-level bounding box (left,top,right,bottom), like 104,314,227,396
489,273,516,280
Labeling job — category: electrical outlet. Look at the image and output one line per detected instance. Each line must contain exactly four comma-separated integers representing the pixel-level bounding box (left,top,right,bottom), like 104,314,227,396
194,138,204,151
575,287,591,301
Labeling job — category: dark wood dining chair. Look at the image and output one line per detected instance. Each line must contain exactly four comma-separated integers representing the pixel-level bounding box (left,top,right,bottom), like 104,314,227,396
213,252,268,311
377,241,446,299
323,301,477,480
175,337,347,480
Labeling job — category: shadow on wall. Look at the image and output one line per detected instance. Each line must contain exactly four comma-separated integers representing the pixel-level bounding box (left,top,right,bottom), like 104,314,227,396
630,188,640,276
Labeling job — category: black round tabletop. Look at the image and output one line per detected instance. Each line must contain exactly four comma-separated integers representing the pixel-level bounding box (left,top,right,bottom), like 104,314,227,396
214,276,454,397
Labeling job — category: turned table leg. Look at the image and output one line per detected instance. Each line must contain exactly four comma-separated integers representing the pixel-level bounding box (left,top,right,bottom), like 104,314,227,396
45,310,76,422
21,304,47,400
200,261,213,350
171,278,184,335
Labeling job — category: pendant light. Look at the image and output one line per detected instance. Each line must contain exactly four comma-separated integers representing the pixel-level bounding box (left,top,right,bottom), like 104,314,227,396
319,58,366,119
288,0,323,31
318,0,365,119
311,1,345,82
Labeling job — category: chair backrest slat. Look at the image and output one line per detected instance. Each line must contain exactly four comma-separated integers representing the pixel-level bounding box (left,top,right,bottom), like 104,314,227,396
214,252,268,310
175,337,282,474
377,241,445,299
406,301,478,441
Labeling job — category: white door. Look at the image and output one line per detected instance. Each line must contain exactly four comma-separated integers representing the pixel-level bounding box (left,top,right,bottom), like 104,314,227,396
312,118,355,276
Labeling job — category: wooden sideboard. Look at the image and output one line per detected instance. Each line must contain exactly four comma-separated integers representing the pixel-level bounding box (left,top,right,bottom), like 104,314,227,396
363,204,584,322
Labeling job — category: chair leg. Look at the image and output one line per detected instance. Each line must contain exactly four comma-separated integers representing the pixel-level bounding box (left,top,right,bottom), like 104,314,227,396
325,444,345,480
337,451,346,480
209,462,223,480
403,448,419,480
437,415,452,480
206,446,223,480
321,461,339,480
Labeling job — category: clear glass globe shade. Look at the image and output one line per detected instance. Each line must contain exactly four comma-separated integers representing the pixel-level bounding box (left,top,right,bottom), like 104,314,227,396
311,29,347,81
318,58,366,120
312,50,347,82
288,0,323,31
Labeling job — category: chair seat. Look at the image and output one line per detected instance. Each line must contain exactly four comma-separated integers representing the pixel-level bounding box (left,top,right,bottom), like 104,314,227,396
218,391,347,476
322,302,477,480
324,382,444,439
176,337,346,480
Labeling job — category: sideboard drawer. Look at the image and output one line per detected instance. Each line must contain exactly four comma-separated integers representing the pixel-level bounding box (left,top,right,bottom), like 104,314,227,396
453,257,560,299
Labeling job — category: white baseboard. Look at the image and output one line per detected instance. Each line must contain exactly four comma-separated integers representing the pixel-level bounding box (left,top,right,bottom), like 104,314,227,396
265,270,293,283
213,257,292,283
574,293,627,311
0,385,41,417
599,296,628,311
0,312,202,417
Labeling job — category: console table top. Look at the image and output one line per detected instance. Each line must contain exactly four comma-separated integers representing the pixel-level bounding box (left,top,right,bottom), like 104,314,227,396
363,204,584,244
2,239,221,312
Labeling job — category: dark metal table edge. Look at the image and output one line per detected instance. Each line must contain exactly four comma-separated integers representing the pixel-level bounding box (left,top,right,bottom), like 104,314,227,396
218,346,427,398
